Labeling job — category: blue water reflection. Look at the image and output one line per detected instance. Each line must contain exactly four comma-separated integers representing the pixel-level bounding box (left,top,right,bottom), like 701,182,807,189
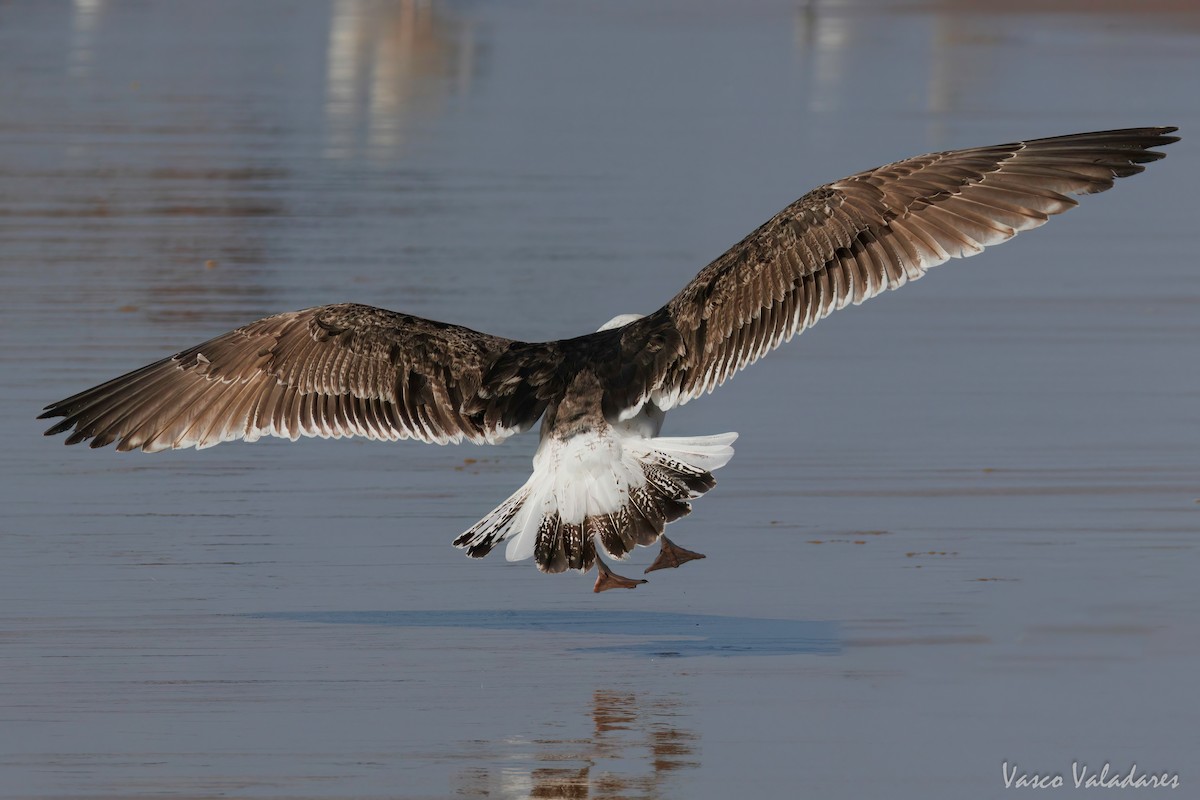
251,609,840,657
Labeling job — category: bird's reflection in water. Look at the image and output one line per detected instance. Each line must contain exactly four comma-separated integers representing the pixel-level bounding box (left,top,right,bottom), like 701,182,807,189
455,690,698,799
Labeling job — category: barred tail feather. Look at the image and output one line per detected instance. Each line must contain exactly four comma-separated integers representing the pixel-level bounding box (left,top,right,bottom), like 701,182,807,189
451,479,533,559
452,430,737,573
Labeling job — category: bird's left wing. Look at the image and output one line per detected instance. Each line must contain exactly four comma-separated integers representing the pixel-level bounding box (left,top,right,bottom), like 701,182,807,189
41,303,563,451
632,127,1177,411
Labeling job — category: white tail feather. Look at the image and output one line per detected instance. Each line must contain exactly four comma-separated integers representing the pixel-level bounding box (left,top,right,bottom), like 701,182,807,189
629,432,737,472
454,427,737,567
502,478,546,563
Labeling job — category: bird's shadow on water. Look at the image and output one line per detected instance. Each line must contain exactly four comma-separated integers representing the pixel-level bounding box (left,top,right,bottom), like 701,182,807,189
248,609,840,657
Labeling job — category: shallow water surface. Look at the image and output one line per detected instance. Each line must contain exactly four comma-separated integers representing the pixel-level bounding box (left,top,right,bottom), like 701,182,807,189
1,1,1198,797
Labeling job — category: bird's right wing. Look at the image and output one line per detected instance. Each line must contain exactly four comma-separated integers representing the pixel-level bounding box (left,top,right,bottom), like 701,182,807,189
637,127,1178,411
41,303,564,452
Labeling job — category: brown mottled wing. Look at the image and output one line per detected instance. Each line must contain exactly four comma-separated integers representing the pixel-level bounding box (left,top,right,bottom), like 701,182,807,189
40,303,563,452
642,127,1178,410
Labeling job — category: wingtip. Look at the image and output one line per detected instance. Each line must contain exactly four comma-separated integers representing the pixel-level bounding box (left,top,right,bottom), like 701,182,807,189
1146,125,1180,146
1135,126,1180,150
41,418,74,437
1158,126,1181,145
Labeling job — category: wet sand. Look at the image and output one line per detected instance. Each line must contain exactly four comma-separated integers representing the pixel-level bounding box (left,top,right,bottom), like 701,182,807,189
1,1,1198,797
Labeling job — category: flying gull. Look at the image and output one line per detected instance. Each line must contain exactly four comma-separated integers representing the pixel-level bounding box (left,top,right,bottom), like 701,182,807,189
41,127,1178,592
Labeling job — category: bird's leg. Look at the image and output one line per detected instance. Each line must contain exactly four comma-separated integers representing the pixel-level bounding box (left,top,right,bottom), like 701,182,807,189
594,559,648,593
644,535,705,573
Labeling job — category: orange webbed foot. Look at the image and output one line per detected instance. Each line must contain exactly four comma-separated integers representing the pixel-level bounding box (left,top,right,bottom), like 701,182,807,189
644,535,705,573
594,559,648,592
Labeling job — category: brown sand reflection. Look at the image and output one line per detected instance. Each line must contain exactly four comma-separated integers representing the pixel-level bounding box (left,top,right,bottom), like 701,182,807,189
909,0,1200,31
793,0,1200,122
324,0,479,160
455,690,699,800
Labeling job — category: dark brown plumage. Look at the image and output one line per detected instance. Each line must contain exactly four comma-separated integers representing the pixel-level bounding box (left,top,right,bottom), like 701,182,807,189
631,127,1180,411
41,304,562,451
40,127,1178,591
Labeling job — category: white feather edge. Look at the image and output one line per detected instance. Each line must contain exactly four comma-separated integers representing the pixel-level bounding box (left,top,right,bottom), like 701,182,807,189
502,427,737,562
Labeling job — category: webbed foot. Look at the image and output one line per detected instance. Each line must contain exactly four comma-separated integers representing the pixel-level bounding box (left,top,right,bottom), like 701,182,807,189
644,535,705,573
594,559,648,592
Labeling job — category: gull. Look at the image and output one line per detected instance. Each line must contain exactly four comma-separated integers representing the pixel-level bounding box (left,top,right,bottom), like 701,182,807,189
41,127,1178,591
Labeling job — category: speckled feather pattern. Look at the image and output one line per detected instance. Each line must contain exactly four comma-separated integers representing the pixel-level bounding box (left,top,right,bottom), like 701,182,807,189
44,129,1176,456
39,127,1177,578
40,304,565,451
635,127,1179,411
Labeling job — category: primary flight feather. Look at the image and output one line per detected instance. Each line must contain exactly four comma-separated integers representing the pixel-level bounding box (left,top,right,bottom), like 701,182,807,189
41,127,1178,591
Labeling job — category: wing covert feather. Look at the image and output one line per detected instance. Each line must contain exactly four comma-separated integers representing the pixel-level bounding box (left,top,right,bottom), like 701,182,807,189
640,127,1177,410
41,303,562,451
